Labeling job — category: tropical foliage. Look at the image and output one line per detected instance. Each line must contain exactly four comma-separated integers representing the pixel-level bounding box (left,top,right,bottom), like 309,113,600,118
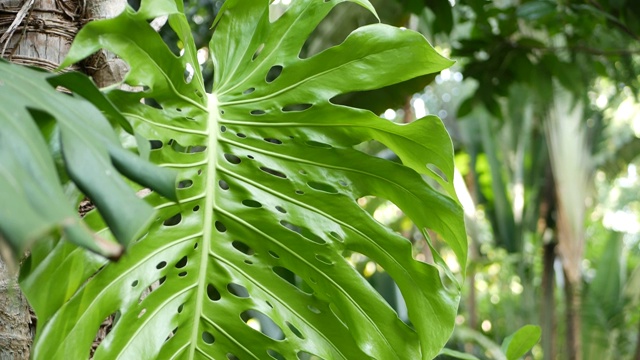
5,0,471,359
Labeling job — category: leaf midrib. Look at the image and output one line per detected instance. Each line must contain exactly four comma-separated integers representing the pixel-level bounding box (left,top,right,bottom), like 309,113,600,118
187,94,219,359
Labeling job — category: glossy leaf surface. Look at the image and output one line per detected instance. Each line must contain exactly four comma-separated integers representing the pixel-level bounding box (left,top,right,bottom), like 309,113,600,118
23,0,466,359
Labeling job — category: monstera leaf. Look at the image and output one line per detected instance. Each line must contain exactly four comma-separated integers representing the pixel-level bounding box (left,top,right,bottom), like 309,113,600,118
0,59,176,259
21,0,466,359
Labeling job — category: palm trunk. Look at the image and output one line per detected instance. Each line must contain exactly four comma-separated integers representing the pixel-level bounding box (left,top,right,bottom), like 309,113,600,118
541,241,556,359
0,260,31,360
563,269,582,360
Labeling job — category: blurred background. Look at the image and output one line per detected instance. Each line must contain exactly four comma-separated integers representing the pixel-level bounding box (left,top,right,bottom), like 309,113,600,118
135,0,640,358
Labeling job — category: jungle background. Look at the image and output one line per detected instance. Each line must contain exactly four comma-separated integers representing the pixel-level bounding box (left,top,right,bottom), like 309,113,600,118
2,0,640,359
247,0,640,359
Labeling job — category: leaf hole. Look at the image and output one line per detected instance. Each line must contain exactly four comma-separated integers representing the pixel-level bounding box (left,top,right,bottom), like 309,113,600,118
306,140,332,149
427,163,449,183
280,220,327,245
244,260,253,265
150,140,163,149
193,205,200,212
243,87,256,95
227,354,240,360
189,145,207,153
163,213,182,226
329,231,344,242
268,250,280,259
297,351,323,360
156,261,167,270
219,180,230,190
241,310,284,340
184,63,194,84
207,284,221,301
232,240,255,255
202,331,215,344
168,139,187,153
251,109,266,116
242,199,262,208
237,133,247,138
260,167,287,179
247,155,255,159
131,280,139,287
178,271,187,277
159,276,167,285
264,137,283,144
224,153,242,164
282,103,312,112
268,349,286,360
215,221,227,233
144,98,163,110
138,308,146,318
273,266,313,295
275,205,286,213
308,181,338,194
295,190,305,195
178,303,184,313
266,65,283,83
252,43,265,61
228,283,250,298
178,179,193,189
165,327,178,343
315,254,334,266
175,256,188,268
286,321,305,339
307,305,321,314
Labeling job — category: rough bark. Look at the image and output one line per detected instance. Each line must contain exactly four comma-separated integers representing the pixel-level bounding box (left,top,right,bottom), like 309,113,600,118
0,261,30,360
81,0,127,87
0,0,82,70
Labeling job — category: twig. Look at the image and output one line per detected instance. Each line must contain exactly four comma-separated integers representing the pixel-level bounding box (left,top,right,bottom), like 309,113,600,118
0,0,35,57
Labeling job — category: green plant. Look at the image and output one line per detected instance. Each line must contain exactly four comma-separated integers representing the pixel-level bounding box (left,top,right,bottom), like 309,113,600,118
19,0,466,358
0,59,176,260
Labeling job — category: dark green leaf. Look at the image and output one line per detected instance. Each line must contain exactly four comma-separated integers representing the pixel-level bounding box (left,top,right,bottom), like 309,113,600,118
0,60,176,258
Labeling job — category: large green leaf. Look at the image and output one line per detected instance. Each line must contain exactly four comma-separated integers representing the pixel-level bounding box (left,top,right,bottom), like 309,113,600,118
22,0,466,359
0,60,176,259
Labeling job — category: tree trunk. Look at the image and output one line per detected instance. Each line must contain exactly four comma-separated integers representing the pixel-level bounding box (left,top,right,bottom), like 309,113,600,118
563,269,582,360
541,240,557,360
81,0,127,88
0,261,30,360
0,0,125,357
